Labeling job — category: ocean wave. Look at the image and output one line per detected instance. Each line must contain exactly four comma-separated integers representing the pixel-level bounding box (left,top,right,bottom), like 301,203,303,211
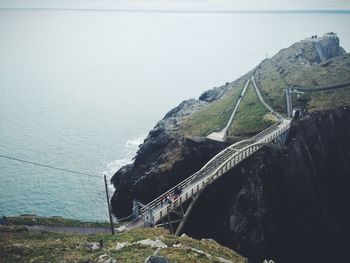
103,135,146,183
125,136,145,150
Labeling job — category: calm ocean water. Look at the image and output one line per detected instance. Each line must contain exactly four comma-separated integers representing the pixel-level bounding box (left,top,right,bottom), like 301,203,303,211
0,10,349,221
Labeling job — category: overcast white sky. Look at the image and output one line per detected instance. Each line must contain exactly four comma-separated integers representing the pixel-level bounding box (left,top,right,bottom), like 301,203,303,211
1,0,350,10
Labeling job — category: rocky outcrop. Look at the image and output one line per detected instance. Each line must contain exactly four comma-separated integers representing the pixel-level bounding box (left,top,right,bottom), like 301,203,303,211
111,128,226,217
111,97,217,216
314,33,346,62
182,107,350,263
199,83,232,102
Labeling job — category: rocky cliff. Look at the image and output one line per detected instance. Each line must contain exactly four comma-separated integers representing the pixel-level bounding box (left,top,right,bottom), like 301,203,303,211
111,33,350,262
182,107,350,263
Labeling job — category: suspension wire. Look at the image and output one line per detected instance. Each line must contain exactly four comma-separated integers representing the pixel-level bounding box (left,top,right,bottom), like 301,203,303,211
0,153,127,225
0,153,101,179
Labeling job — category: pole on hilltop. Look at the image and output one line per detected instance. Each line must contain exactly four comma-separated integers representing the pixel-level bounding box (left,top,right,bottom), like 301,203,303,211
104,174,115,235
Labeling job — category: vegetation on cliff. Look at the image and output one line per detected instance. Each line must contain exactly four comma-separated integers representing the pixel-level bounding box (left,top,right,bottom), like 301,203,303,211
0,218,246,263
227,83,276,139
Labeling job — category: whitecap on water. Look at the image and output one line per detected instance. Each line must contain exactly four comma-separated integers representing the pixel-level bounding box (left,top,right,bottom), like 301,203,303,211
102,135,146,190
125,136,145,153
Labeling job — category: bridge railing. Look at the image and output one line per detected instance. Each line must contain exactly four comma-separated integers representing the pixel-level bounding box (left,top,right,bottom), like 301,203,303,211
151,120,291,223
139,138,259,215
140,119,289,216
139,139,254,215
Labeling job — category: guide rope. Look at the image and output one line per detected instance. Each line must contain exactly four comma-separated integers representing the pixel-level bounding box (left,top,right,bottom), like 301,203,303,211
0,153,102,179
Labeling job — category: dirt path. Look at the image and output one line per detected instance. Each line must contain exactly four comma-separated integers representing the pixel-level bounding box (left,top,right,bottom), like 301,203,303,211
26,225,112,235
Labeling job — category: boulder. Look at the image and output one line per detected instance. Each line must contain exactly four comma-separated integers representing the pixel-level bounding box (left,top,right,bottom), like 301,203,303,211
136,239,167,249
115,242,130,251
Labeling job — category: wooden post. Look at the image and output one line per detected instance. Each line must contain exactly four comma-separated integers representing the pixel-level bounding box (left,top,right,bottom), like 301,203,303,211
104,174,115,235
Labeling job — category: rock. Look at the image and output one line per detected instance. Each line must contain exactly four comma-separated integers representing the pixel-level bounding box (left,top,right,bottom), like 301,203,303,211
115,242,130,251
78,242,101,251
115,226,127,233
172,243,182,248
313,33,346,62
98,254,109,260
144,256,169,263
91,242,101,251
199,86,228,102
216,257,234,263
136,239,167,249
180,233,188,238
151,240,167,249
163,99,207,124
137,239,155,247
98,254,114,263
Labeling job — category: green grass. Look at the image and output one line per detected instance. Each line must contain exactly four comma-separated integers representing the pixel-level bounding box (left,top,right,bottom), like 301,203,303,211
228,83,277,139
306,86,350,111
256,62,288,114
0,225,246,263
253,45,350,117
181,81,245,137
180,43,350,140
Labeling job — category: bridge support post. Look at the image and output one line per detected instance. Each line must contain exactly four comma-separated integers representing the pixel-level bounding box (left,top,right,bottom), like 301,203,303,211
286,87,293,118
175,190,202,237
167,213,174,234
274,130,289,146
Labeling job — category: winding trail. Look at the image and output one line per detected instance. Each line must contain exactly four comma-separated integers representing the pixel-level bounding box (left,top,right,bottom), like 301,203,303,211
251,75,284,119
26,225,111,235
207,79,250,141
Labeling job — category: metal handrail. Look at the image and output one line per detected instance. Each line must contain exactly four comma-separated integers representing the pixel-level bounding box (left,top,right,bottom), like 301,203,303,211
151,121,291,222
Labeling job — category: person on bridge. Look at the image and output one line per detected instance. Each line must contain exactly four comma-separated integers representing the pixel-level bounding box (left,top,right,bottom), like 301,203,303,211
160,194,167,207
166,193,172,205
174,186,182,200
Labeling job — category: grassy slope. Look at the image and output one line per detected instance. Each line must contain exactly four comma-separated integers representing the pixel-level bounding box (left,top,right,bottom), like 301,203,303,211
181,79,246,137
306,86,350,111
256,49,350,114
228,83,276,140
180,43,350,142
256,59,288,114
0,225,246,263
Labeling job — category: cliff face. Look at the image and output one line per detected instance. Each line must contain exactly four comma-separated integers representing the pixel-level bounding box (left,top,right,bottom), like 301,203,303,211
183,107,350,263
111,134,226,217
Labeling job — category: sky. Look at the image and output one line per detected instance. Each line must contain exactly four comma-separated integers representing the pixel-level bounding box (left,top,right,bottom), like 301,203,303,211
1,0,350,11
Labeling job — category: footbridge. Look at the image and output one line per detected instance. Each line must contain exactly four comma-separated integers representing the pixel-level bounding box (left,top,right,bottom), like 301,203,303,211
124,118,291,235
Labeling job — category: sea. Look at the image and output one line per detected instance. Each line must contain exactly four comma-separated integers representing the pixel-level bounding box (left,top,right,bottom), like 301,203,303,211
0,9,349,221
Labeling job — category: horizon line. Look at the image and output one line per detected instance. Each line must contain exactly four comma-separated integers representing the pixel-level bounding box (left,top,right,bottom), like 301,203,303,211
1,8,350,14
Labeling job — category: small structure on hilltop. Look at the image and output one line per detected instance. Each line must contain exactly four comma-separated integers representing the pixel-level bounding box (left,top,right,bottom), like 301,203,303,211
324,32,337,38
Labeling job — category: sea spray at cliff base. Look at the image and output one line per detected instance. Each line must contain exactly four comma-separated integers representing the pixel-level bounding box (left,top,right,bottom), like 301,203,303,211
103,136,145,191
